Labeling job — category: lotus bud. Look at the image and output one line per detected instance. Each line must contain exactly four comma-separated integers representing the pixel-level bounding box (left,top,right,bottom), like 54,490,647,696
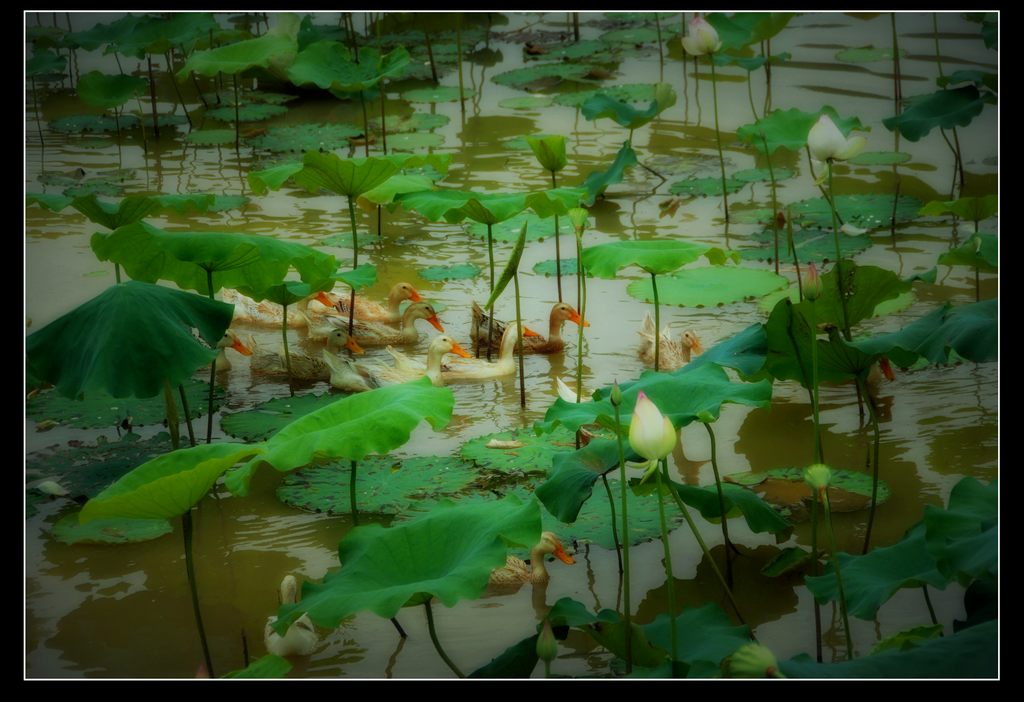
568,207,589,235
536,618,558,664
629,391,677,462
525,135,568,174
803,463,833,493
807,114,867,163
805,262,823,301
725,642,785,678
681,15,722,56
610,381,623,407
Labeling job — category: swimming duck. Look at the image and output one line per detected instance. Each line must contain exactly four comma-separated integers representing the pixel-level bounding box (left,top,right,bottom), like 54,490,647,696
440,324,532,382
333,281,424,324
488,532,575,587
365,335,473,386
264,575,318,657
320,349,382,393
249,328,363,380
471,301,574,354
637,313,702,371
215,330,253,372
330,302,446,347
221,289,339,328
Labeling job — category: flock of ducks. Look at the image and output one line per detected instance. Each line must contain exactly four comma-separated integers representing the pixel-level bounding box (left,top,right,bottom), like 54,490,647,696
215,281,707,391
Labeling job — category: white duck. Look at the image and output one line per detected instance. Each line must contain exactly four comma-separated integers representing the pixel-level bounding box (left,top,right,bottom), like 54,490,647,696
221,289,339,328
264,574,318,657
214,330,253,372
364,335,473,387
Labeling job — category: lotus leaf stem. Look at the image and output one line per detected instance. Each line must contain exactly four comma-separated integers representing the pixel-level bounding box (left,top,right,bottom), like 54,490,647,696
746,74,759,123
359,91,370,157
656,459,678,669
206,269,216,444
922,585,940,631
702,421,734,587
163,380,180,450
424,600,464,678
179,384,196,447
859,375,881,554
552,171,563,303
281,304,292,377
485,223,495,362
708,59,729,223
651,272,660,372
787,209,802,300
390,617,407,638
422,21,438,84
347,195,359,337
165,50,192,129
827,165,852,341
612,400,633,673
811,496,823,662
809,302,822,464
513,271,526,409
600,471,623,574
762,133,780,274
147,54,160,139
456,15,465,118
183,510,215,677
821,488,854,660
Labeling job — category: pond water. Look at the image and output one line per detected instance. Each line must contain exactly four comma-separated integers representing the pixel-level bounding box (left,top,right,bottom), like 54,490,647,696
25,11,998,678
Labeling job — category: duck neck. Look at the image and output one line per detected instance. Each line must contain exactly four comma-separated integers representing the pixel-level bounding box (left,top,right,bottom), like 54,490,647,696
498,329,520,366
681,343,692,363
547,313,565,343
529,544,550,584
425,347,446,385
215,347,230,372
400,310,421,340
387,287,405,317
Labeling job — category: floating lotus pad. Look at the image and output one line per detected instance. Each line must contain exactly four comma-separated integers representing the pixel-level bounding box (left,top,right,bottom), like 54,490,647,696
584,239,728,278
835,46,907,63
52,511,173,545
789,194,923,230
220,393,348,442
466,213,558,242
50,114,140,133
533,258,579,276
530,40,620,63
732,167,795,183
247,123,363,153
498,96,555,110
725,467,890,520
460,426,578,474
247,91,299,105
848,151,913,166
492,62,597,89
417,263,481,281
548,483,685,549
627,267,789,307
277,455,480,516
28,378,222,430
553,83,657,108
388,112,450,132
206,103,288,122
669,176,745,197
186,129,237,146
402,86,475,103
386,131,445,151
598,27,662,44
739,226,874,265
883,86,991,143
501,134,557,151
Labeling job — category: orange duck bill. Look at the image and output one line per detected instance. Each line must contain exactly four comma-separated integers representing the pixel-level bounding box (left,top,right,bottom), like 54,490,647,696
408,287,423,302
449,340,472,358
315,290,336,308
231,335,253,356
345,336,365,355
427,315,446,333
552,539,575,565
567,308,590,327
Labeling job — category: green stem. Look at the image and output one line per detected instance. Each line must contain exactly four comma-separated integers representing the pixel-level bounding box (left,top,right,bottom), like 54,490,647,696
165,50,192,129
702,422,733,587
147,54,160,139
763,39,773,114
206,269,215,444
612,400,633,673
359,90,370,157
859,376,881,554
922,585,940,631
31,76,44,148
762,133,780,275
552,171,562,302
708,59,729,223
651,272,660,372
575,232,587,410
827,165,852,341
456,15,465,118
232,73,240,151
811,496,823,662
163,380,180,450
421,19,438,83
656,459,678,669
183,510,215,677
486,223,495,362
347,195,358,337
787,209,802,300
179,384,196,447
513,271,525,410
379,83,388,154
808,301,822,463
424,600,464,678
806,147,840,220
600,471,623,574
951,126,965,195
746,72,759,122
822,490,854,660
281,303,292,377
350,459,359,526
114,263,122,284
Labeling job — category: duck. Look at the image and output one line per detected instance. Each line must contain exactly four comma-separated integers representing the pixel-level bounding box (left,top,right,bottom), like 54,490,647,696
264,574,318,657
364,335,473,386
221,289,339,328
333,281,424,324
471,301,576,354
488,532,575,587
637,312,703,371
439,324,531,382
328,302,446,347
320,348,382,393
249,328,363,380
215,329,253,372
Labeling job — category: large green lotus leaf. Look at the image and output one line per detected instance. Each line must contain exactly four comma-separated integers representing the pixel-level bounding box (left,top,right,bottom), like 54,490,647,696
466,213,556,242
292,151,401,199
229,378,454,494
807,263,911,330
733,167,795,183
28,378,220,430
418,263,480,282
389,112,450,133
333,263,377,292
396,188,582,225
552,479,685,548
764,299,864,386
883,86,991,142
581,141,639,206
26,193,74,212
628,267,788,307
806,526,945,619
80,442,263,523
848,151,912,166
835,46,907,63
277,455,479,516
725,467,890,519
26,281,233,400
537,363,773,436
111,12,218,58
26,432,172,502
533,258,579,276
498,95,554,110
147,193,247,214
26,49,67,78
77,71,147,109
469,634,539,679
274,495,541,630
492,62,595,89
937,69,998,94
923,477,997,582
52,511,173,545
937,235,997,272
240,279,332,309
554,83,657,108
525,135,568,173
68,194,161,230
739,226,874,266
221,393,344,442
206,103,288,122
386,132,445,151
668,176,745,198
535,438,638,523
736,106,865,155
288,43,409,93
224,655,292,679
92,222,338,295
582,240,719,278
687,323,768,378
919,194,997,223
186,129,236,146
50,114,139,134
401,86,475,103
711,51,791,72
780,619,996,678
247,161,305,194
177,28,297,79
644,604,752,670
249,124,362,153
360,175,437,208
547,598,665,669
581,83,676,129
672,482,790,534
65,14,144,52
461,426,577,475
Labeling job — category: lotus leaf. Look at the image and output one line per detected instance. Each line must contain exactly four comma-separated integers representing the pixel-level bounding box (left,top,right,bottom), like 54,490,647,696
360,175,438,208
760,547,814,577
402,86,474,103
388,112,450,133
848,151,912,166
739,226,874,266
386,132,445,151
418,263,480,282
206,103,288,122
50,114,139,134
711,51,791,72
686,323,768,378
552,479,685,548
187,129,237,146
27,281,233,400
736,106,865,155
725,467,890,518
582,239,721,278
177,22,298,79
672,482,790,534
248,124,363,153
581,140,638,205
466,213,556,242
554,83,657,108
52,512,173,545
789,194,922,231
460,426,577,474
603,12,677,23
922,476,997,582
484,222,527,309
469,634,539,679
273,495,541,631
546,598,665,669
919,194,997,223
533,258,579,276
884,86,992,142
277,455,479,516
668,176,744,197
333,263,377,292
599,27,662,44
498,96,555,110
733,167,795,183
937,70,997,94
802,263,911,330
535,438,634,523
247,161,305,194
111,13,218,59
224,655,292,679
706,12,795,51
66,194,161,230
289,43,410,95
396,188,582,226
153,194,248,213
835,46,906,63
492,62,596,89
26,49,67,77
937,235,997,272
221,393,345,442
80,442,262,523
871,625,945,655
65,14,143,52
77,71,147,109
644,604,752,671
627,266,788,307
26,193,74,212
581,83,676,130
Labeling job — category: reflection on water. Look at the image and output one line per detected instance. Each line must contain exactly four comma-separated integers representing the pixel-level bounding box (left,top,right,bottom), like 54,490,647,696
25,11,997,678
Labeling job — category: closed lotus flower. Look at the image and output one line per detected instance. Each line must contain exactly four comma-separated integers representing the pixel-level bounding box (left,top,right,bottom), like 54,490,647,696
807,114,866,163
681,15,722,56
629,391,677,462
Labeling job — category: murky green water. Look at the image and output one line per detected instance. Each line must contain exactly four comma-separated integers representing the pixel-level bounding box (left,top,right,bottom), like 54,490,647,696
25,11,997,678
